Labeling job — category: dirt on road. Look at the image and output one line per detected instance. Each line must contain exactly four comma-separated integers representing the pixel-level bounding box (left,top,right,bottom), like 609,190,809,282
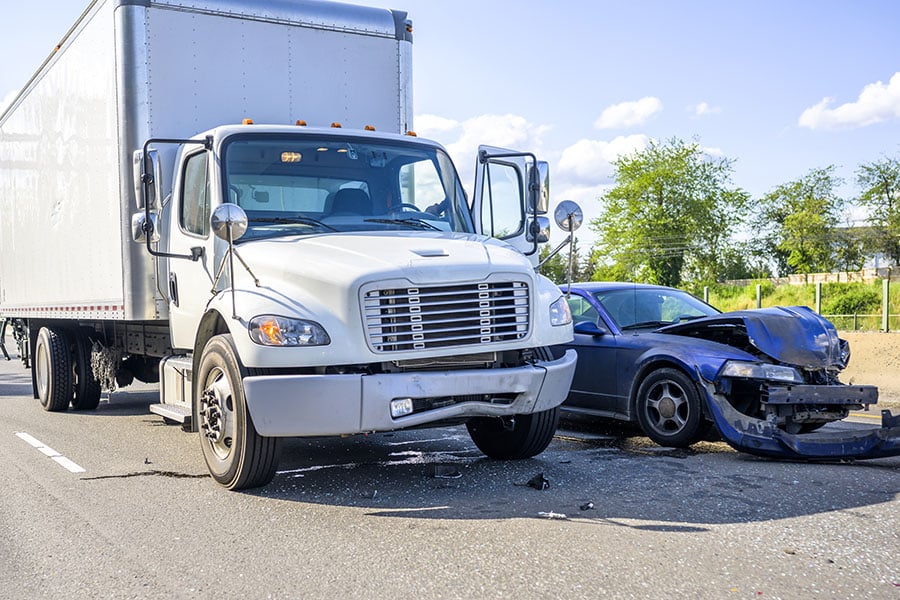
840,331,900,408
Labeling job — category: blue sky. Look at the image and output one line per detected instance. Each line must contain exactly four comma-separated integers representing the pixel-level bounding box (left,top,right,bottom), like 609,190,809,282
3,0,900,241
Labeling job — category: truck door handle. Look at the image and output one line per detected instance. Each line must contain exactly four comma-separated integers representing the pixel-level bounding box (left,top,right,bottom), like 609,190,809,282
169,273,179,307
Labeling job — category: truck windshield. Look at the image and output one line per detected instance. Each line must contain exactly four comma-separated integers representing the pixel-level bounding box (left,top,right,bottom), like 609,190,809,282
222,134,473,241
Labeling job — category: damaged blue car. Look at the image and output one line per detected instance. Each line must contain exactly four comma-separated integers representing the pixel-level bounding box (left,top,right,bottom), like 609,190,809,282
552,282,900,459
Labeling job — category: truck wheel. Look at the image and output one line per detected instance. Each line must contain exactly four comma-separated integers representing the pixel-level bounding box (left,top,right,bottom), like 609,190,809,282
197,334,281,490
34,327,73,412
635,367,704,448
71,334,101,410
466,407,560,460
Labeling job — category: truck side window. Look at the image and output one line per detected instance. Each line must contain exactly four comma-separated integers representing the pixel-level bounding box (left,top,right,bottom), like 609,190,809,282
480,162,523,239
181,152,210,237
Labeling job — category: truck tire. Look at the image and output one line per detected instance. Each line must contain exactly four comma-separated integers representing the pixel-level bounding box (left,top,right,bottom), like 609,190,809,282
467,407,560,460
71,334,102,410
34,327,73,412
197,334,281,490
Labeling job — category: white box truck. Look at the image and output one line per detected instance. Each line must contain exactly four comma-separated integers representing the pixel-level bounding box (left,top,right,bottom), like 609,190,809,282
0,0,578,489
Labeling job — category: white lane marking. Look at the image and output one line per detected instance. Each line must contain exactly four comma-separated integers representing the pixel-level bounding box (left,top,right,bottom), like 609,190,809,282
15,432,86,474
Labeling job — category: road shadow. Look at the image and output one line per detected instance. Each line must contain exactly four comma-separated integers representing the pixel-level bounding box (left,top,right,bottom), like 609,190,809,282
247,422,900,529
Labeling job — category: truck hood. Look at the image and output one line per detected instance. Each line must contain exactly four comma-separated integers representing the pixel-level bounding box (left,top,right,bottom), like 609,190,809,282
658,306,847,369
235,231,534,289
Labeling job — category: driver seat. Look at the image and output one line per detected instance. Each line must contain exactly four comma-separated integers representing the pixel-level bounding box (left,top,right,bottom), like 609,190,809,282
330,188,372,215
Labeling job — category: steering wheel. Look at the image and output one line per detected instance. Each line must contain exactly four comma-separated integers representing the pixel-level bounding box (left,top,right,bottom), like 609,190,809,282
388,202,422,214
228,184,242,203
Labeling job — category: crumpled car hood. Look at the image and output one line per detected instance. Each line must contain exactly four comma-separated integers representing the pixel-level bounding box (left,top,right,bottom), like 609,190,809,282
658,306,845,369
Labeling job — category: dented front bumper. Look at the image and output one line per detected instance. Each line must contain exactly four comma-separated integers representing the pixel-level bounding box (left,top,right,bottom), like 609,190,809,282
703,382,900,460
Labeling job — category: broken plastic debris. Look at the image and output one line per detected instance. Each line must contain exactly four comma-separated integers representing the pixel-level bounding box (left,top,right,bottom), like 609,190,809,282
579,502,594,511
526,472,550,490
537,511,568,520
434,465,462,479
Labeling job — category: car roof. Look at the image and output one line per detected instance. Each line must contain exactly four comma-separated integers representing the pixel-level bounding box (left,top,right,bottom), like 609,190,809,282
561,281,677,294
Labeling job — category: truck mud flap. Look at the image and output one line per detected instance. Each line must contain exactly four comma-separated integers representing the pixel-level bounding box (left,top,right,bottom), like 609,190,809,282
704,385,900,460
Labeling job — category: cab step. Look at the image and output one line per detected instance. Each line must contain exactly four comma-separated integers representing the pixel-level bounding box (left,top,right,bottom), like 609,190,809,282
149,403,192,426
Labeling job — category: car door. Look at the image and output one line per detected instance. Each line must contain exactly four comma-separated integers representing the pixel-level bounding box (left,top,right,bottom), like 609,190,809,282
560,292,623,417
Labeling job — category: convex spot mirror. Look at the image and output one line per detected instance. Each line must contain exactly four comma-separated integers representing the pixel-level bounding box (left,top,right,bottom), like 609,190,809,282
212,204,249,242
554,200,583,232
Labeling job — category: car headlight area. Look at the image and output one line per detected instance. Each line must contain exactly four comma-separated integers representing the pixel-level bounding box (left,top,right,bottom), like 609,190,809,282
549,295,573,326
719,360,803,383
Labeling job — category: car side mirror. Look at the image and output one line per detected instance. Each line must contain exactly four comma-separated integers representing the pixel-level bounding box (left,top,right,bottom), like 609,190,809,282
574,321,608,336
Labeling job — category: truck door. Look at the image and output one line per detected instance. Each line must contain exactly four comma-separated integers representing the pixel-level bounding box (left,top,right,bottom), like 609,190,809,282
471,145,549,258
167,149,217,351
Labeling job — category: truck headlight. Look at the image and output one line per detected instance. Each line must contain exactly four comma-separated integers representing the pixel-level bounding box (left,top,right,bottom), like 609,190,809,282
549,296,572,326
719,360,803,383
249,316,330,346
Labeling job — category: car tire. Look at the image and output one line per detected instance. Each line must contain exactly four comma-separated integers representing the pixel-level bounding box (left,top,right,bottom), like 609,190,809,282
197,334,281,490
635,367,705,448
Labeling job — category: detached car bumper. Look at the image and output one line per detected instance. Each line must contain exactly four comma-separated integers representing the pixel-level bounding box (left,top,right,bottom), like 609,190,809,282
703,381,900,459
242,349,577,437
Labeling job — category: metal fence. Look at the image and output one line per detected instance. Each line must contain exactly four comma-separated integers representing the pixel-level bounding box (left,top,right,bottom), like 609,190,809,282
822,314,900,332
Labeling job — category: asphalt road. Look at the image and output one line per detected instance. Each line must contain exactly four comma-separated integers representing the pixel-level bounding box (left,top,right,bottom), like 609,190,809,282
1,352,899,599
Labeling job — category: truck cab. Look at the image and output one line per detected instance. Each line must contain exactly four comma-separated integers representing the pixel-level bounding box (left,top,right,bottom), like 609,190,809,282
137,123,577,489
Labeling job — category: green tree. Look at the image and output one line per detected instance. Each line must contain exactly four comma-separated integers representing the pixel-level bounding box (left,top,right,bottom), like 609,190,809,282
538,237,593,285
755,166,844,277
856,155,900,265
590,138,750,287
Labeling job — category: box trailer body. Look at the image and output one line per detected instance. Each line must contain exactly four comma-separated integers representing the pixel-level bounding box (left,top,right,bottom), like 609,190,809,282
0,0,412,321
0,0,578,490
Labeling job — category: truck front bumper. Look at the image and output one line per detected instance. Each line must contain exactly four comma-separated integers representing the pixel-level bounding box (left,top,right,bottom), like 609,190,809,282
242,349,577,437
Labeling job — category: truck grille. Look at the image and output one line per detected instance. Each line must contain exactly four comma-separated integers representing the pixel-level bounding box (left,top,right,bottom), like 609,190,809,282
363,281,530,352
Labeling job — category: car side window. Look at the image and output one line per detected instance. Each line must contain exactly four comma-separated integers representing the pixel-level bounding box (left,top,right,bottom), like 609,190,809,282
566,296,600,325
181,151,210,237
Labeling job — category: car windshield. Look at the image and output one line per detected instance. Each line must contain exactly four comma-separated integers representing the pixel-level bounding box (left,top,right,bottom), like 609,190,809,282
222,134,473,241
592,288,720,330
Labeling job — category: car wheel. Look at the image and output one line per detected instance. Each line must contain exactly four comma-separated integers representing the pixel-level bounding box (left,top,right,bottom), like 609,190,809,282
635,367,704,448
197,334,281,490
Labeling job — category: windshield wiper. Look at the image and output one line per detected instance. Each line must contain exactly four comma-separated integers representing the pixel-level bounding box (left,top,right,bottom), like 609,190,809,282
364,218,441,231
620,320,670,331
250,216,337,232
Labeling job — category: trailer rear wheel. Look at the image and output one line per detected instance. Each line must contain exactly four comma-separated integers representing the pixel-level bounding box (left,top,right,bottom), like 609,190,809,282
35,327,73,412
197,334,281,490
71,334,101,410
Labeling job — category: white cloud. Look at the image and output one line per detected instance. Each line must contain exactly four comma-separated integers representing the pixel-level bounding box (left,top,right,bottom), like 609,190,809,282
799,72,900,130
691,101,721,117
416,113,550,179
556,135,649,183
594,97,663,129
414,114,459,135
0,88,20,116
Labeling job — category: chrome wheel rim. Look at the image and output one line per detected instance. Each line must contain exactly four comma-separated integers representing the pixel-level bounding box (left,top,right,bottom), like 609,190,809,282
200,366,235,461
35,342,49,400
645,380,688,434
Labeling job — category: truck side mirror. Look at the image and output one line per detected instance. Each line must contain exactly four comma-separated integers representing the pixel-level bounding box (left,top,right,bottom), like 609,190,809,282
529,161,550,215
133,148,162,210
526,216,551,244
